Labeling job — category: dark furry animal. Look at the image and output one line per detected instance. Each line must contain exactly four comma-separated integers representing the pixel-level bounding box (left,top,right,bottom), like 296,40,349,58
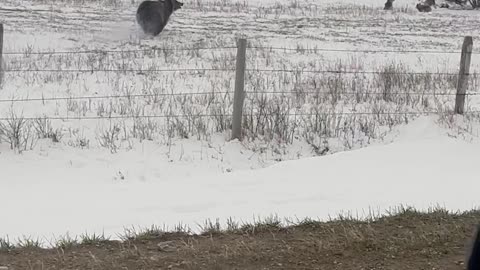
416,3,433,11
384,0,394,10
467,225,480,270
136,0,183,36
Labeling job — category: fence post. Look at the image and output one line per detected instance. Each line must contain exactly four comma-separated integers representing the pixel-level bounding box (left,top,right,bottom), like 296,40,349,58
455,36,473,115
231,38,247,141
0,24,3,85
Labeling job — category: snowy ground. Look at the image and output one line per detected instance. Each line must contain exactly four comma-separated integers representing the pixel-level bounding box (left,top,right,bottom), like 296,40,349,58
1,0,480,244
1,116,480,243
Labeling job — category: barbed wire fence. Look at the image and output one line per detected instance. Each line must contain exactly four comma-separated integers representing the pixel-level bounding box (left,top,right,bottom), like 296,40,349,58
0,22,477,141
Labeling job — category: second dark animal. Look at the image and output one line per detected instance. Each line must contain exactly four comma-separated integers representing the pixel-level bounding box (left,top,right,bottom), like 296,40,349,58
136,0,183,36
416,3,432,11
384,0,394,10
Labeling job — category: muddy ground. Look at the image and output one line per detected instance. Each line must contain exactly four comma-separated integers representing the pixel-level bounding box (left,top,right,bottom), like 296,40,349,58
1,208,479,269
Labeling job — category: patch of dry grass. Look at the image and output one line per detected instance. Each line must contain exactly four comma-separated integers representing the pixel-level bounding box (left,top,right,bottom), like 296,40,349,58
0,206,478,269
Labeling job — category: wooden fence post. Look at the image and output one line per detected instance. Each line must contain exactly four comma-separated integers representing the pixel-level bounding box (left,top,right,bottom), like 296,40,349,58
0,24,3,85
231,38,247,141
455,36,473,115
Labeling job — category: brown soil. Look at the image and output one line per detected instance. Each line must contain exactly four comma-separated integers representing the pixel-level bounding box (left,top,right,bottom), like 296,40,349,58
1,209,479,270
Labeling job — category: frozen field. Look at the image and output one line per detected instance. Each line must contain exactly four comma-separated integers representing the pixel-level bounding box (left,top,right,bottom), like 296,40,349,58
1,116,480,244
0,0,480,244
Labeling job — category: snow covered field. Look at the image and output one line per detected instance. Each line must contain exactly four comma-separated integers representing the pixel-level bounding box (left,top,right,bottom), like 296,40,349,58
1,116,480,244
1,0,480,244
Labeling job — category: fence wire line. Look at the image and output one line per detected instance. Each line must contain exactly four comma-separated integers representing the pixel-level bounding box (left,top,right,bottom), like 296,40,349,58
3,46,477,56
245,91,480,96
245,69,461,76
1,67,465,76
1,91,479,104
0,92,232,103
1,68,236,73
1,110,478,121
2,46,238,56
248,46,471,55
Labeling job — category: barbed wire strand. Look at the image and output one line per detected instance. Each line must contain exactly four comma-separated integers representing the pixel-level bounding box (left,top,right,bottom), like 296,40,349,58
0,91,232,103
1,111,478,121
1,68,466,76
245,91,480,96
248,46,471,55
245,69,461,76
3,46,479,56
2,68,236,73
1,91,479,104
2,46,238,56
0,114,233,121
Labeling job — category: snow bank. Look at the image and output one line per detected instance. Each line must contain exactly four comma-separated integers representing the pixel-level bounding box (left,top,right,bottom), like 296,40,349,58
1,116,478,243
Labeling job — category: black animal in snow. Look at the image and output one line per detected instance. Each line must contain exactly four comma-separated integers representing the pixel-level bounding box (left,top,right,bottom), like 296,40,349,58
384,0,395,10
136,0,183,36
416,0,436,12
416,3,433,11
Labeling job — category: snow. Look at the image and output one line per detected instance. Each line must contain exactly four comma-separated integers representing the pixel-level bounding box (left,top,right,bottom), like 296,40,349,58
1,116,479,243
1,0,480,245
